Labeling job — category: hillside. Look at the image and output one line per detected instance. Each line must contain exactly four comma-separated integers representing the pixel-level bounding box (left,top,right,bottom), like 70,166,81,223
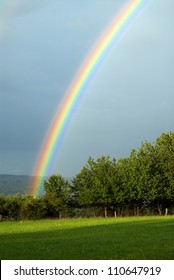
0,175,43,196
0,175,71,196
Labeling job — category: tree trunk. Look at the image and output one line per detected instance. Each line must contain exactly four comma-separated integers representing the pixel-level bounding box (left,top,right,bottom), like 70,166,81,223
114,210,117,218
158,202,162,215
104,207,107,218
165,208,168,216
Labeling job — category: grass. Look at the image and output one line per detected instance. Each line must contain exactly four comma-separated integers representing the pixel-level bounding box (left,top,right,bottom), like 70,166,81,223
0,216,174,259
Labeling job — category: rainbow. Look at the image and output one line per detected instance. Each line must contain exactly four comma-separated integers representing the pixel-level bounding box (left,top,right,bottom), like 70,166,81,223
30,0,148,196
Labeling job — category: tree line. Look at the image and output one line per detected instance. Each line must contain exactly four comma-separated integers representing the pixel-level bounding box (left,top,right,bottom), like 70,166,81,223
0,132,174,220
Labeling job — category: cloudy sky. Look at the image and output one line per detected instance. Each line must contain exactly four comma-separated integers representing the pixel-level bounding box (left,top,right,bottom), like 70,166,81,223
0,0,174,177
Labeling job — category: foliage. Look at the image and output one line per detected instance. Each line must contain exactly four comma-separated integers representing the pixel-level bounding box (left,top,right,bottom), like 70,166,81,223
20,195,48,220
0,194,7,217
5,194,23,219
0,132,174,219
43,174,71,218
72,132,174,216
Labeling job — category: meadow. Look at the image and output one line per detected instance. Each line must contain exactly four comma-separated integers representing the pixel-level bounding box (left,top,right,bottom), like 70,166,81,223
0,216,174,260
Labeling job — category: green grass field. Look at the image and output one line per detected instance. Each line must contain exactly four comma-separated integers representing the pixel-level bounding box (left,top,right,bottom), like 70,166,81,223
0,216,174,260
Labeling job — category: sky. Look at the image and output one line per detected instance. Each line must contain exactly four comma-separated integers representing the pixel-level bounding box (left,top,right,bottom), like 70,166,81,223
0,0,174,178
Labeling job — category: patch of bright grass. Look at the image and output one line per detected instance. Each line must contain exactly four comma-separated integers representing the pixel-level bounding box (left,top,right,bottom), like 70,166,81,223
0,216,174,259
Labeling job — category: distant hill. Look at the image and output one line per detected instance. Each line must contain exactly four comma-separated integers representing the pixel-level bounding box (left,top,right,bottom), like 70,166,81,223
0,175,44,196
0,175,72,196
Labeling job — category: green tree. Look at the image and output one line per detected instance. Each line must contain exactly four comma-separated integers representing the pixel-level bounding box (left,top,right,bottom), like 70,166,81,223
153,132,174,214
5,194,23,220
90,156,116,217
44,174,71,218
0,194,7,219
20,195,48,219
111,157,130,216
73,156,117,217
135,142,160,215
72,158,95,208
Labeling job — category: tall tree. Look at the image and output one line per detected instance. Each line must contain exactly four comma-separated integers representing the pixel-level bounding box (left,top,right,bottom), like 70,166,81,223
73,156,116,216
44,174,71,218
153,132,174,214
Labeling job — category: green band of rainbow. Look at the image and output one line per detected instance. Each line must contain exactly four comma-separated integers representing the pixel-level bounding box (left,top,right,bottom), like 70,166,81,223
30,0,147,196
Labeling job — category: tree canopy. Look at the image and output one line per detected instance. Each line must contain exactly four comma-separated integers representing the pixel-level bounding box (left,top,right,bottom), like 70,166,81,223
0,132,174,219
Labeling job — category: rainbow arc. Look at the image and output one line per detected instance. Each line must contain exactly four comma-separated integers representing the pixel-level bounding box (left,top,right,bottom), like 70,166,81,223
30,0,147,196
